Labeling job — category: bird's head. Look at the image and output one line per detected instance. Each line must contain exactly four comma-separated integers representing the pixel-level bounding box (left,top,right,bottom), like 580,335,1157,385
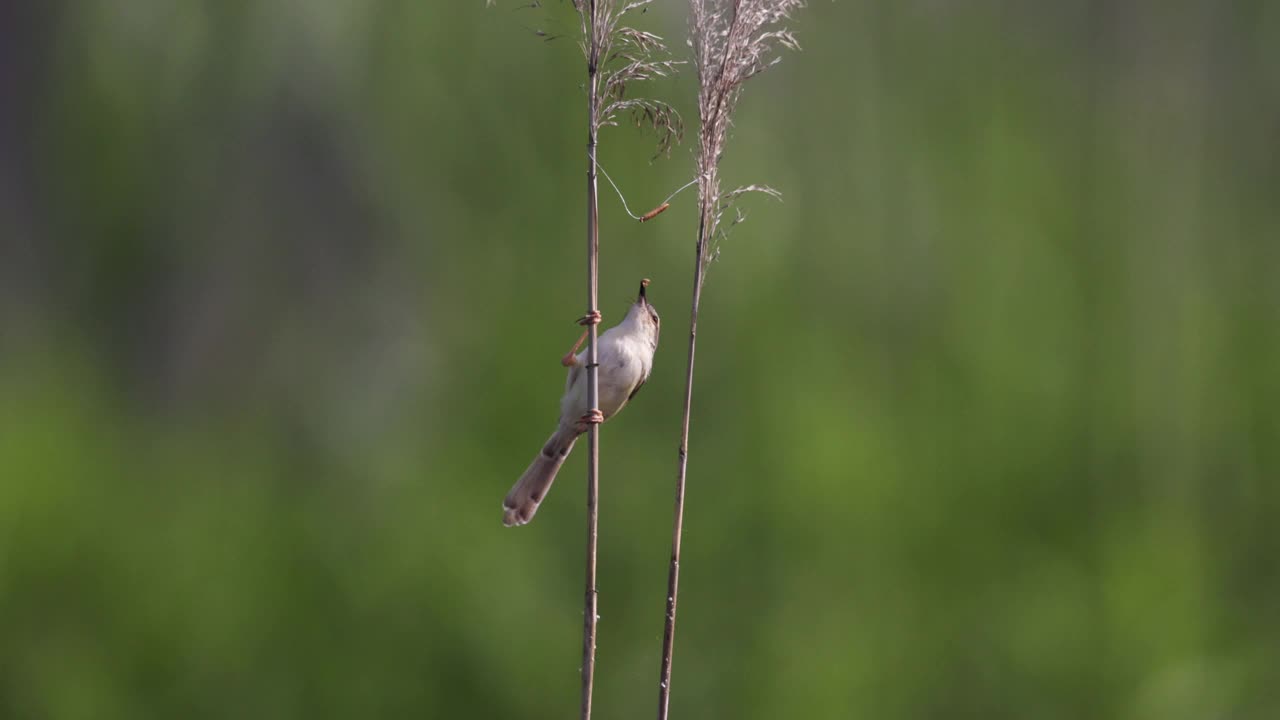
627,278,660,347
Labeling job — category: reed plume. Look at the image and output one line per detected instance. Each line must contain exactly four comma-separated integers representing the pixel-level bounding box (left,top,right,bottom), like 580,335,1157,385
657,1,803,718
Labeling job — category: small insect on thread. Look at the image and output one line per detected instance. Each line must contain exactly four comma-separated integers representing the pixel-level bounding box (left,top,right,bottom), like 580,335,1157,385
638,203,670,223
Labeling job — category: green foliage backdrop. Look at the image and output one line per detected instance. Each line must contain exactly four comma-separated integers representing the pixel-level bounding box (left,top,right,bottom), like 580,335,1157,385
1,1,1277,717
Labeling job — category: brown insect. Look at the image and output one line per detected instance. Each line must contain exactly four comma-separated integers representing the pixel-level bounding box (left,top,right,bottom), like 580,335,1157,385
638,202,670,223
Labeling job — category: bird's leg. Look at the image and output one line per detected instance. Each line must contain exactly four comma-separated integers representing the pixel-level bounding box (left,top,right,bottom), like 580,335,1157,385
578,409,605,427
561,329,588,367
560,310,602,366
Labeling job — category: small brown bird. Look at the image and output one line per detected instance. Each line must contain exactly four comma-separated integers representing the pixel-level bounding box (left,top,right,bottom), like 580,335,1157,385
503,280,660,526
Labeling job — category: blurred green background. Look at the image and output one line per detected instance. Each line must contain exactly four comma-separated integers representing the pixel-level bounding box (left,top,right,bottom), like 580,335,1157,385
2,0,1278,717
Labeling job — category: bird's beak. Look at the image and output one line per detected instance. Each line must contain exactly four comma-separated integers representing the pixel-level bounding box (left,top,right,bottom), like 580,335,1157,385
638,278,649,304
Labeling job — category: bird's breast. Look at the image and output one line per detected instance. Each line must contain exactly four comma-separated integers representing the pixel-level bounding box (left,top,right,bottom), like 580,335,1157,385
595,339,648,413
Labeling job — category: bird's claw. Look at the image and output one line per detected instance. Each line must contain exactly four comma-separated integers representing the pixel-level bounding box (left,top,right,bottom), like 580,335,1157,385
579,409,604,426
560,312,600,366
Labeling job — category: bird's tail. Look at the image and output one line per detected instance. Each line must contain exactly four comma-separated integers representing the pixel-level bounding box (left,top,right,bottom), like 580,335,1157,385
503,425,580,527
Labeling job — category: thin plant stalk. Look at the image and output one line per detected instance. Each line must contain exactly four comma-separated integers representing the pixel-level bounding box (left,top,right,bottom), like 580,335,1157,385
657,2,802,717
581,49,602,720
656,212,707,719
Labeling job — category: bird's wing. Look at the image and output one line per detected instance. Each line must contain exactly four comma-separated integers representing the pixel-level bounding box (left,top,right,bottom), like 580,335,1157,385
564,356,584,394
626,361,653,402
626,375,648,402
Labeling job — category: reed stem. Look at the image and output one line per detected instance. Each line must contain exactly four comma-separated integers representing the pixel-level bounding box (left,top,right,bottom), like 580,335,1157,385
581,18,602,720
656,212,707,720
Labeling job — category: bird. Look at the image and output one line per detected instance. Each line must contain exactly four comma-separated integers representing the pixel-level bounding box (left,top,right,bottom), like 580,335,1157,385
503,279,660,526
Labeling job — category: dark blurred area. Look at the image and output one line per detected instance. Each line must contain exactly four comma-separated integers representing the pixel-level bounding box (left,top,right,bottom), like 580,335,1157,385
1,1,1278,717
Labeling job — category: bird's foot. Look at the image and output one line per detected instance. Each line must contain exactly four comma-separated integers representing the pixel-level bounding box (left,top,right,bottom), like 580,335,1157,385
560,312,601,366
579,409,604,426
